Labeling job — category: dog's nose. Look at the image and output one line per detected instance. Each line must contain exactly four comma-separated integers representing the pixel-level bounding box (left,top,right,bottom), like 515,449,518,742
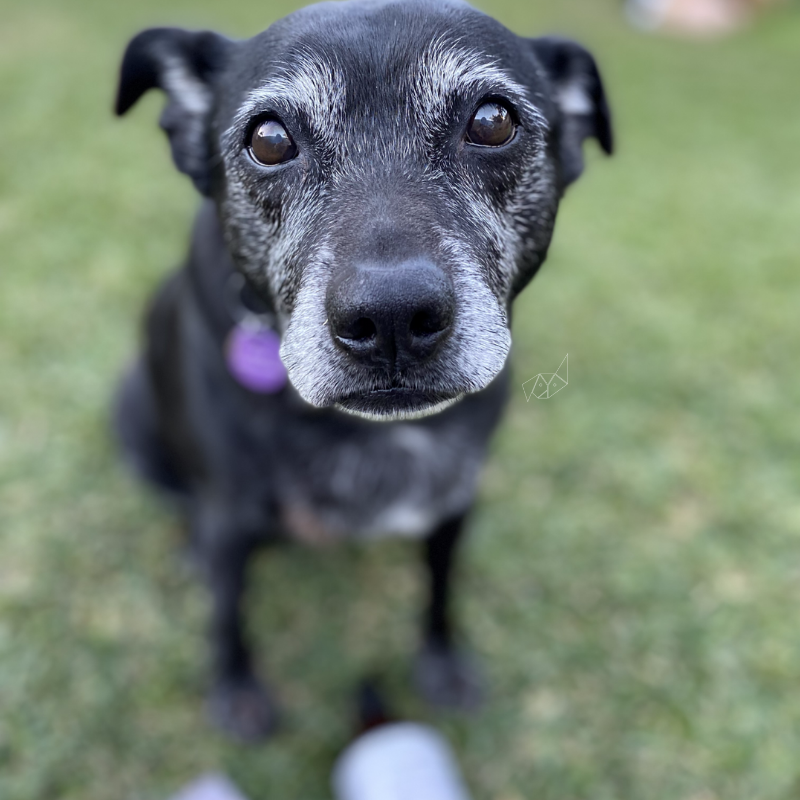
326,259,454,372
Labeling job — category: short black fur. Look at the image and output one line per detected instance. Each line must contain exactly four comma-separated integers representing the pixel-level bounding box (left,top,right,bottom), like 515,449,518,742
113,0,612,740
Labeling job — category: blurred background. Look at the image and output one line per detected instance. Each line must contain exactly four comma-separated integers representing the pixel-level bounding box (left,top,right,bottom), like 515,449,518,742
1,0,799,797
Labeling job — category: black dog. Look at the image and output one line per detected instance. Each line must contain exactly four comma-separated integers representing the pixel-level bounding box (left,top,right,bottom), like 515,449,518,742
114,0,612,740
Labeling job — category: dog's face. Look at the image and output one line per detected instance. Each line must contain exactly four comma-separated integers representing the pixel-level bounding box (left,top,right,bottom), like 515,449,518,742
117,0,611,421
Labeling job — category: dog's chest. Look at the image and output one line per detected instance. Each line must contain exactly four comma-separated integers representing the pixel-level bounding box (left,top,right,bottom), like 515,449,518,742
272,419,485,542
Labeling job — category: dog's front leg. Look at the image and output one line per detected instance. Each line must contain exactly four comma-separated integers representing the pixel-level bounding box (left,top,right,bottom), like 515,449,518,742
415,513,484,710
192,498,277,741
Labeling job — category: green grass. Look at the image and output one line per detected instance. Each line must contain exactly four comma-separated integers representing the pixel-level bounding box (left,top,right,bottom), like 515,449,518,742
2,0,800,797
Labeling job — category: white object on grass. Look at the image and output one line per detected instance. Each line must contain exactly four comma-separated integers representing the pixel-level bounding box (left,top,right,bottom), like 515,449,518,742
332,722,473,800
168,773,250,800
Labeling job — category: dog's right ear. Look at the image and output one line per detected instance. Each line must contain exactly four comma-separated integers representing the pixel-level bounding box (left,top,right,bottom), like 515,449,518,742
115,27,232,195
528,37,613,189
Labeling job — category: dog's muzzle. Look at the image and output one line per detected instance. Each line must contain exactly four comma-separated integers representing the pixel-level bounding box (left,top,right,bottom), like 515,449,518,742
325,258,458,419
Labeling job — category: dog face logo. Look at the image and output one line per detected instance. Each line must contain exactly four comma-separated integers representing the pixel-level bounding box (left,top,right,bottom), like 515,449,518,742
116,0,612,421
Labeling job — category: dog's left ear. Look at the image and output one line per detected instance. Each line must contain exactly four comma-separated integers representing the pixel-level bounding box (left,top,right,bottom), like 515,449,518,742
528,37,613,188
115,27,233,195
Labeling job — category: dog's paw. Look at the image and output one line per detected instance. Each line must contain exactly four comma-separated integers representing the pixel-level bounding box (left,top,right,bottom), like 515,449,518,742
207,675,278,742
413,641,485,711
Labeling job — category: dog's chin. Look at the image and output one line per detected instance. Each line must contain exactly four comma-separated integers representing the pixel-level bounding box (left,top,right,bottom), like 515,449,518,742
333,388,464,422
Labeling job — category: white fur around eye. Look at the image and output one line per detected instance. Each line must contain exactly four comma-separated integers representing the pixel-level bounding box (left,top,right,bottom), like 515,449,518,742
223,55,347,154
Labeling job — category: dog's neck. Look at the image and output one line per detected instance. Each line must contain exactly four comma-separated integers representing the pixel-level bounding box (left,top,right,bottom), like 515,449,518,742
186,201,275,339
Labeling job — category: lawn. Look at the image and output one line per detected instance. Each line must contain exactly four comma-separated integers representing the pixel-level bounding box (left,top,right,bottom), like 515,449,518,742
1,0,800,798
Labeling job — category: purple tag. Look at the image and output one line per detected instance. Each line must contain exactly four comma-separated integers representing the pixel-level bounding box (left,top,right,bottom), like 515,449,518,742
225,324,288,394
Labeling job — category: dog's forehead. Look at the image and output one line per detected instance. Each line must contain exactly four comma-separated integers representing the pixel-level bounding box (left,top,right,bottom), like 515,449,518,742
257,0,517,66
224,0,537,128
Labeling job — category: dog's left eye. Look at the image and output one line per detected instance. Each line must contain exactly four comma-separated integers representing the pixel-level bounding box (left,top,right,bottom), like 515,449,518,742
248,119,298,166
465,101,516,147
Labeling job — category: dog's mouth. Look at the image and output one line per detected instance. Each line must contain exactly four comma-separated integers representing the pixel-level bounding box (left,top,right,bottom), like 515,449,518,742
333,387,464,421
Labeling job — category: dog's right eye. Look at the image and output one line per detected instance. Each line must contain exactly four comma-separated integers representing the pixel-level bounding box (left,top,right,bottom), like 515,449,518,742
465,101,516,148
248,119,298,166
